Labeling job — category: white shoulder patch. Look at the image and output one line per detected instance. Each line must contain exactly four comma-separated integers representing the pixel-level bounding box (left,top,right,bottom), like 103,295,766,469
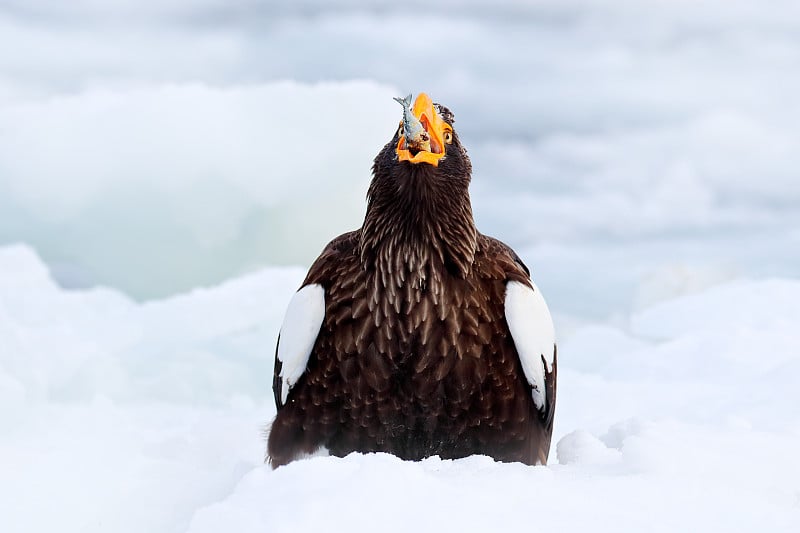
504,280,556,411
277,283,325,405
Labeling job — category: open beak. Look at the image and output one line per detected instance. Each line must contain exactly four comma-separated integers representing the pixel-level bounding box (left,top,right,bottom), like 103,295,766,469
396,93,449,167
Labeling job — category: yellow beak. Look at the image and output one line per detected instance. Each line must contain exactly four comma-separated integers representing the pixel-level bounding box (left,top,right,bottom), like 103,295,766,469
396,93,450,167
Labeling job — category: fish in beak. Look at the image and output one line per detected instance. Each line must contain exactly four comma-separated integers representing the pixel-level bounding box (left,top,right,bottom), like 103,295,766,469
394,93,452,167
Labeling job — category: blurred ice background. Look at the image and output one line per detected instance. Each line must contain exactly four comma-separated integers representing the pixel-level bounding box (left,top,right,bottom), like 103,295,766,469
2,2,800,532
2,0,798,316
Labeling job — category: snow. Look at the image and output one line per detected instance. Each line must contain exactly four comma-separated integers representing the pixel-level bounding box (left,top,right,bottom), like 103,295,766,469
0,244,301,532
2,245,799,532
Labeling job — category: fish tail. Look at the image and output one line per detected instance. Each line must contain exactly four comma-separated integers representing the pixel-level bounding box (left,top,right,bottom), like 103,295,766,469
393,94,413,108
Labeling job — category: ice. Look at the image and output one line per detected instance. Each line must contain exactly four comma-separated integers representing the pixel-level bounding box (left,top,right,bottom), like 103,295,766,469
0,81,397,299
2,245,799,532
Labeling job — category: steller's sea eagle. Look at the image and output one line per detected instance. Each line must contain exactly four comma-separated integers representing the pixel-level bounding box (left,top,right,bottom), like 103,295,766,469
267,93,556,468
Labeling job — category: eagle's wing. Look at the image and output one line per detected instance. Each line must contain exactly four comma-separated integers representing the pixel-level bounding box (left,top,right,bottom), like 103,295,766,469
272,283,325,407
504,280,557,416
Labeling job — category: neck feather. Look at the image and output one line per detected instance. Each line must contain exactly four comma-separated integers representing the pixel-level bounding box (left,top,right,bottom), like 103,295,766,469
360,167,477,288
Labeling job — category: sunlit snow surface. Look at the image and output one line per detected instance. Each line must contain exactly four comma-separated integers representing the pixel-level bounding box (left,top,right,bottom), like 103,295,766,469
2,244,799,532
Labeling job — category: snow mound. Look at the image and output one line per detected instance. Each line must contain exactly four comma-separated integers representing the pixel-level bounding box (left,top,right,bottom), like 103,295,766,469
633,279,800,338
557,429,621,466
187,428,800,533
0,243,305,409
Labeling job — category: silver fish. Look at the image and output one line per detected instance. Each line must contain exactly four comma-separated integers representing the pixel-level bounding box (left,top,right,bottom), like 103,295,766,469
393,94,430,148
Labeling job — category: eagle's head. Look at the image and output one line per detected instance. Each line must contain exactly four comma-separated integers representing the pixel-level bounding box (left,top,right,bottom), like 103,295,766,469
372,93,472,190
364,93,477,279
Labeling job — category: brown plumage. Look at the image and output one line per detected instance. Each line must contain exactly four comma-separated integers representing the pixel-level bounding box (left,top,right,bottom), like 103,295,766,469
267,97,556,468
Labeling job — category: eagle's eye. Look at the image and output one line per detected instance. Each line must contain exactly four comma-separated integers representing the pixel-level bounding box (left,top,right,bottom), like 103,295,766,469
444,131,453,144
397,122,404,137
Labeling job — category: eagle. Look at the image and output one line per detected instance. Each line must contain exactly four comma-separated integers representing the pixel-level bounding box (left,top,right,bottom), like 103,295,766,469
267,93,556,468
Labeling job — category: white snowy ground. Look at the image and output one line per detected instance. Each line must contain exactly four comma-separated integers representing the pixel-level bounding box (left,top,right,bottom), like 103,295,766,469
2,243,799,532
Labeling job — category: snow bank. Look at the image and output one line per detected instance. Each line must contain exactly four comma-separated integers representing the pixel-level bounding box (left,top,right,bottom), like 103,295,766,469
0,243,305,407
0,244,306,532
188,421,799,533
2,245,798,532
